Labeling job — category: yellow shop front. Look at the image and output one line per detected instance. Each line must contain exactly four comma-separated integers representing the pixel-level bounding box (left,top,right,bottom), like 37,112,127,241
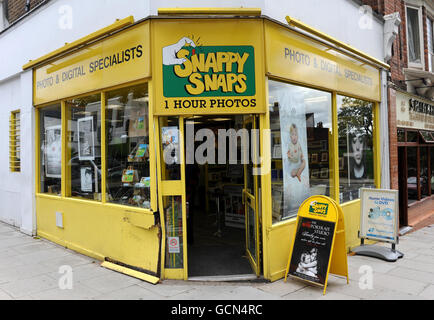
26,10,386,282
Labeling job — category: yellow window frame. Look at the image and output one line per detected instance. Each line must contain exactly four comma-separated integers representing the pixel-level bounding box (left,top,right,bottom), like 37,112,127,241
10,110,21,172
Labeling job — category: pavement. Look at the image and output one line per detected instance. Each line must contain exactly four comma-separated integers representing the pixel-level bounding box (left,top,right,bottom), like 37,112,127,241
0,221,434,300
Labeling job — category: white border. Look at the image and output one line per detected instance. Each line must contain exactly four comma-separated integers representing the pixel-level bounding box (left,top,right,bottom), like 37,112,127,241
360,188,399,244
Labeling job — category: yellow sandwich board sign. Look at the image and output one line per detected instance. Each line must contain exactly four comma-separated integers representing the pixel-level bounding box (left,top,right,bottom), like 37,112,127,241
284,195,349,295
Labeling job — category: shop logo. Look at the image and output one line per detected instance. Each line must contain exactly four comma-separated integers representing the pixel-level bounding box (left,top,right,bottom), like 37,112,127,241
162,37,255,98
308,201,329,216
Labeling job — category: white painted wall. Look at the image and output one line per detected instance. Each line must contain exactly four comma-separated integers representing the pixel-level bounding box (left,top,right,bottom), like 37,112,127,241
0,0,386,232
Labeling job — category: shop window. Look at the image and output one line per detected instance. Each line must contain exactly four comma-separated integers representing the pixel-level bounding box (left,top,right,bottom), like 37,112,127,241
105,84,151,209
9,110,21,172
407,6,422,65
407,130,419,142
420,147,429,198
66,94,101,201
407,147,418,204
397,129,405,142
337,96,375,203
160,117,181,180
268,80,332,223
427,17,434,72
431,147,434,194
39,105,61,195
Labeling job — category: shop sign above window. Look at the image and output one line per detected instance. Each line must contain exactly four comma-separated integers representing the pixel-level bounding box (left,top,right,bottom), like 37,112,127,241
396,92,434,131
153,19,265,115
264,20,381,102
33,22,150,105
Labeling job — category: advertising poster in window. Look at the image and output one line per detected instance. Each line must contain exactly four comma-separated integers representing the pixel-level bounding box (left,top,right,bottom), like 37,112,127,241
44,125,62,178
161,126,180,164
77,116,95,161
80,167,93,192
288,217,336,285
360,188,399,243
278,89,310,217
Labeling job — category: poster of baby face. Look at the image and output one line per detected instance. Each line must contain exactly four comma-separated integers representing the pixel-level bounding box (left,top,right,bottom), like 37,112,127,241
276,88,310,218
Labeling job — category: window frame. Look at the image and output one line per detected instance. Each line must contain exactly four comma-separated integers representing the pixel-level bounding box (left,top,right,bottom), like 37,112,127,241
9,109,21,173
266,77,380,226
406,5,425,69
35,80,156,213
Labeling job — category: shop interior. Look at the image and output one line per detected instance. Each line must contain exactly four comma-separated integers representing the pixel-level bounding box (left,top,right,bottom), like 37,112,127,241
183,115,254,278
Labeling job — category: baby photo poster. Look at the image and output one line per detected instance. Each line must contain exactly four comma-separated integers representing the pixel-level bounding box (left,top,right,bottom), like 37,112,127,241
276,88,310,218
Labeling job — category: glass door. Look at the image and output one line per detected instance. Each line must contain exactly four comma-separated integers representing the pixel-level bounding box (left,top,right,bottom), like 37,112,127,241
243,115,261,276
157,116,188,280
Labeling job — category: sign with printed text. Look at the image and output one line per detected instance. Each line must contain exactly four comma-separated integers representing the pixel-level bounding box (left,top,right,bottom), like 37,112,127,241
168,236,180,253
34,22,150,105
154,19,265,115
265,20,381,102
396,91,434,131
285,195,349,294
360,188,399,244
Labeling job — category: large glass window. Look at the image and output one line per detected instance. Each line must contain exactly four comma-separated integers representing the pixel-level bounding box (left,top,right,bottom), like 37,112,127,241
39,105,61,195
431,147,434,194
338,96,375,203
407,7,422,64
407,147,418,204
269,80,332,223
66,94,101,201
420,147,429,198
105,84,151,209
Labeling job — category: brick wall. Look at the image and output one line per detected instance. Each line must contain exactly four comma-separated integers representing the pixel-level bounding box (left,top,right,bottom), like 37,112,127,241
388,88,399,190
6,0,46,24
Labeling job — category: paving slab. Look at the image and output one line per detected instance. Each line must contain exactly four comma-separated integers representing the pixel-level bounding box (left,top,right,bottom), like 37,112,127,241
388,267,434,284
368,273,427,295
0,274,58,298
79,272,142,295
93,284,167,300
419,284,434,299
256,279,307,297
30,283,101,300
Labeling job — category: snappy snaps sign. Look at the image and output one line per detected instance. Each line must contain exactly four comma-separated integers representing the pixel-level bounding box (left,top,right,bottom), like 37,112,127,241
153,20,265,115
163,45,255,98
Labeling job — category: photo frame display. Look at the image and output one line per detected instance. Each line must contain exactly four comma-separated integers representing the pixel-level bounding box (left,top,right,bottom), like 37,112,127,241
77,116,95,161
45,125,62,178
321,152,328,162
80,166,93,192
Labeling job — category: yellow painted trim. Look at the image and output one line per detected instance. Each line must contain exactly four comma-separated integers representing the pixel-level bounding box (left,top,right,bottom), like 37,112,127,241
36,193,61,200
101,261,159,284
23,16,135,70
35,108,41,194
148,81,158,212
373,102,381,188
285,16,390,70
101,92,107,203
61,101,68,197
260,76,271,280
341,198,361,207
332,92,340,204
179,117,188,280
157,7,261,16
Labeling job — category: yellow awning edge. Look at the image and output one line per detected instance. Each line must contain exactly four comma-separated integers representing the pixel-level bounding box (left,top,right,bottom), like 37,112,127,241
286,15,390,70
157,7,261,16
22,16,134,70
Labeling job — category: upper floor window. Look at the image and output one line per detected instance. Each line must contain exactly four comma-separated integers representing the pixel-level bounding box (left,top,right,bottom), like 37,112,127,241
427,17,434,72
407,6,423,66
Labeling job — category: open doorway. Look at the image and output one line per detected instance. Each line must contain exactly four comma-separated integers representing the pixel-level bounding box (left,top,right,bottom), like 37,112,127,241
184,115,259,278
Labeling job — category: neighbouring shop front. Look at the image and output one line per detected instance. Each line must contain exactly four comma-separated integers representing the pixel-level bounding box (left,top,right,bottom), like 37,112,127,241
26,9,385,282
395,91,434,227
